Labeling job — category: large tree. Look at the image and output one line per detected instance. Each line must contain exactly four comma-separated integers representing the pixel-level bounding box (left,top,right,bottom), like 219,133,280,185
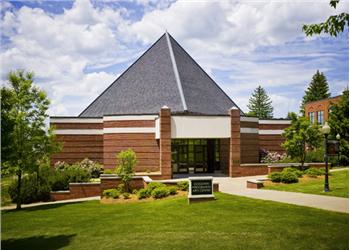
300,70,331,114
1,70,60,209
303,0,349,37
247,85,273,119
328,89,349,165
282,112,322,169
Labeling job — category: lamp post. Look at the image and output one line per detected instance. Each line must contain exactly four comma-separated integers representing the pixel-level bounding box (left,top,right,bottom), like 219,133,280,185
336,133,341,167
321,122,331,192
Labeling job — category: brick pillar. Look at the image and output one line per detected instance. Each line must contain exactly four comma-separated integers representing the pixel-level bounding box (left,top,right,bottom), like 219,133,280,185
159,106,172,179
229,107,241,177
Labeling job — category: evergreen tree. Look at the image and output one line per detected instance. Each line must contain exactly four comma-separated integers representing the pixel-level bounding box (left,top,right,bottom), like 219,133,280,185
247,85,273,119
300,70,330,114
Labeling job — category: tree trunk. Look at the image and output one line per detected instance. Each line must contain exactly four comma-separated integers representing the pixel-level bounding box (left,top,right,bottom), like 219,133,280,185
16,171,22,210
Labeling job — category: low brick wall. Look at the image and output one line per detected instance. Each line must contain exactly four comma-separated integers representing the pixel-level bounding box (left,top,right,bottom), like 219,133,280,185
232,164,268,177
51,183,101,201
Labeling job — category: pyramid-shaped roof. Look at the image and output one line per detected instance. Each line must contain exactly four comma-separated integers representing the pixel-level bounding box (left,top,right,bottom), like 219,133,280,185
79,33,242,117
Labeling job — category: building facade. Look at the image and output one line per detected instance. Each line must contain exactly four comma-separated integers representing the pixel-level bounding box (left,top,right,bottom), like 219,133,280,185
50,33,290,179
305,96,341,125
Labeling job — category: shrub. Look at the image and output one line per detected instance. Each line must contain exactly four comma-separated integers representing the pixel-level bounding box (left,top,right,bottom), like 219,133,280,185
151,187,170,199
103,189,119,199
132,189,138,195
122,193,130,199
8,164,53,204
262,151,288,163
168,186,177,195
177,181,189,191
268,172,282,183
117,183,125,193
51,165,91,191
78,158,103,178
54,161,68,170
305,148,324,163
282,167,303,178
137,188,151,199
115,149,137,192
304,168,324,178
147,182,166,192
281,172,299,184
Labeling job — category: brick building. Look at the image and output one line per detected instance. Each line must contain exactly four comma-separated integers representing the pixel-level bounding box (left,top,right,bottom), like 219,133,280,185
305,96,341,125
50,32,290,179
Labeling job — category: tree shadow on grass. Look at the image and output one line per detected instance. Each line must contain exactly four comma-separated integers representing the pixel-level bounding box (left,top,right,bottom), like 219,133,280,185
2,234,76,250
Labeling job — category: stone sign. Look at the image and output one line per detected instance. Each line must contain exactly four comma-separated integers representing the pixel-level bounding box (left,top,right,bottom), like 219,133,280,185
188,177,215,203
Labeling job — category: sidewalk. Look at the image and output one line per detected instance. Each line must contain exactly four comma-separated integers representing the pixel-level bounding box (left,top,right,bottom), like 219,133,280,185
215,174,349,213
1,196,100,211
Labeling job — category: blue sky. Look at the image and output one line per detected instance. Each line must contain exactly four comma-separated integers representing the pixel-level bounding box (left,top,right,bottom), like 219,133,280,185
1,0,348,118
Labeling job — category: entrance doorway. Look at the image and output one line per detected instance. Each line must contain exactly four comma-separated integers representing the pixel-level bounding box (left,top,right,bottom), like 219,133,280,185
171,139,220,174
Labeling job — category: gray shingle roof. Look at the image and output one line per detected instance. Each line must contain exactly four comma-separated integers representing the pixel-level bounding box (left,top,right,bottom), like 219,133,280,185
79,33,242,117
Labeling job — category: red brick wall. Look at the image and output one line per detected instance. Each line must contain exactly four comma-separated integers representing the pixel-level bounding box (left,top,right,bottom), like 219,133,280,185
232,165,268,177
258,123,290,153
103,119,160,172
240,120,259,164
159,107,172,179
229,108,241,177
51,134,103,165
50,183,101,201
305,96,341,122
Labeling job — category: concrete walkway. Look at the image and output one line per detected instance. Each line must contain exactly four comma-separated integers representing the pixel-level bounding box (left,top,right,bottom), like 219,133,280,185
1,196,100,211
215,174,349,213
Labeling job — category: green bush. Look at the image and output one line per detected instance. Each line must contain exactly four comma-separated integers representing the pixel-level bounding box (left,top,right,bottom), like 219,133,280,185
281,172,299,184
151,187,170,199
117,183,125,193
268,172,282,183
103,189,119,199
147,182,166,192
8,164,52,204
78,158,103,178
122,193,130,199
51,165,91,191
304,168,324,178
282,167,303,178
137,188,151,199
168,186,177,195
177,181,189,191
305,148,324,163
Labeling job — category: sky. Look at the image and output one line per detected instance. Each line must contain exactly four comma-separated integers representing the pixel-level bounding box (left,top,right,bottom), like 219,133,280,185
1,0,349,118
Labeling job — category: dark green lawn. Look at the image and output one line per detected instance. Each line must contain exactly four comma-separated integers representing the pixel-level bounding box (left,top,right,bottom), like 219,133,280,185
264,169,349,198
2,192,348,250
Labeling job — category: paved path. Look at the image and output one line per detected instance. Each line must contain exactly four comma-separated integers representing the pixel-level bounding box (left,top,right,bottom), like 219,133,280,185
214,174,349,213
1,196,100,211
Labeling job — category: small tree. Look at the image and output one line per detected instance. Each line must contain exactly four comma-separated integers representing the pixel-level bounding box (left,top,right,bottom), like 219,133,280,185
300,70,330,114
115,149,137,193
1,70,60,209
282,112,322,169
328,89,349,165
247,85,273,119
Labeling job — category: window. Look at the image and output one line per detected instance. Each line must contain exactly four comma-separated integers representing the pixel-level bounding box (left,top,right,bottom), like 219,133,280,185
308,112,315,124
317,111,324,125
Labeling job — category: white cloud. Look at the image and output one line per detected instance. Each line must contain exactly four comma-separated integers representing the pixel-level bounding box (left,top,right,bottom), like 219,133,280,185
1,0,348,118
1,0,132,115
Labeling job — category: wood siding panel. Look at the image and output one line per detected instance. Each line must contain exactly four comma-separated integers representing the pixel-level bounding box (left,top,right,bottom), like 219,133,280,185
259,124,289,130
240,121,258,128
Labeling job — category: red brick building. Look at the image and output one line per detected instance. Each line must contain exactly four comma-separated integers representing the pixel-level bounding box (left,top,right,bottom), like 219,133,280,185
305,96,341,125
50,33,290,179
